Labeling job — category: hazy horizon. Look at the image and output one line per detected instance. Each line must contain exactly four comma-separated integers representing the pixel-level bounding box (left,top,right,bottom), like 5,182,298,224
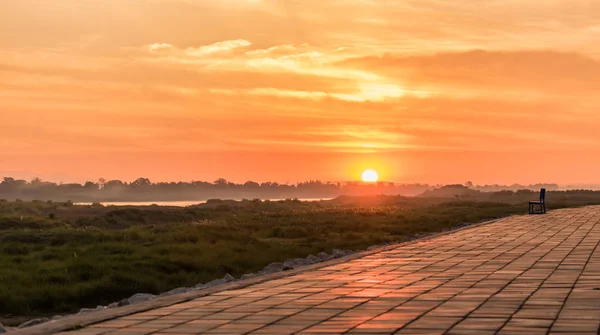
2,170,600,187
4,174,599,204
2,1,600,184
2,174,599,188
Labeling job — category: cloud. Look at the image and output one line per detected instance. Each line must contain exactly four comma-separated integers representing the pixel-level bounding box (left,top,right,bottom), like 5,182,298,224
138,41,410,101
341,50,600,98
184,39,252,57
239,83,408,102
148,43,174,52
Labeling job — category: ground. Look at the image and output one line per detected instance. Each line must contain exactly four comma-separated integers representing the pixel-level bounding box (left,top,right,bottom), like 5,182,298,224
8,192,585,321
13,205,600,334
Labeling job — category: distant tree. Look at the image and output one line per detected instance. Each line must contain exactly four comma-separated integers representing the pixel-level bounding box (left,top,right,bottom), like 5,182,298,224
243,181,260,189
104,180,125,189
261,182,280,188
131,178,151,187
84,181,98,190
2,177,15,185
214,178,228,188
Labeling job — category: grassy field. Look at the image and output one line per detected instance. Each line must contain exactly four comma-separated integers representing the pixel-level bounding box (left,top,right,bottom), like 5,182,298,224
2,189,600,323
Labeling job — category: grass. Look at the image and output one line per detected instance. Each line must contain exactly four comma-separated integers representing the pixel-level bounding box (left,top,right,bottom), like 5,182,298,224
2,190,600,322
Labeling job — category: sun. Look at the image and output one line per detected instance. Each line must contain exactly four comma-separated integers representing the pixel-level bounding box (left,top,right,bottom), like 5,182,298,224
361,169,379,183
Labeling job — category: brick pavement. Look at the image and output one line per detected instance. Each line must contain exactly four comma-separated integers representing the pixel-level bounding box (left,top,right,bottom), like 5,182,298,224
23,206,600,334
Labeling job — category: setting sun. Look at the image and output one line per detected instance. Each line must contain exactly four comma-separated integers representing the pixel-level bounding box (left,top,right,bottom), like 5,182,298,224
361,169,379,183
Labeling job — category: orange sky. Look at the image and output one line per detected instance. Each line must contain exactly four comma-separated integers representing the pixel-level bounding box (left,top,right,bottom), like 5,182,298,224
1,0,600,185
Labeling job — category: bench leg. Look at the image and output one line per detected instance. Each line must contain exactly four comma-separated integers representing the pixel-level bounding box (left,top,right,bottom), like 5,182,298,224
529,203,545,214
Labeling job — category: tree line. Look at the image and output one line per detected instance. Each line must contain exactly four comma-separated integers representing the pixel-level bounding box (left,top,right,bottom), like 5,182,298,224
0,177,562,202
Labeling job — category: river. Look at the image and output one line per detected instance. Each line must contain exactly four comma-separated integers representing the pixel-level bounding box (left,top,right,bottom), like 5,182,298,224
75,198,331,207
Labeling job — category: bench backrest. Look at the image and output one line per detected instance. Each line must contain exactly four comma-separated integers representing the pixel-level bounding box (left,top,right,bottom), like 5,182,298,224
540,188,546,203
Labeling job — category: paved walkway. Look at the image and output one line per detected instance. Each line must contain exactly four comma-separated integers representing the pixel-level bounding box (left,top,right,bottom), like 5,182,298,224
32,207,600,334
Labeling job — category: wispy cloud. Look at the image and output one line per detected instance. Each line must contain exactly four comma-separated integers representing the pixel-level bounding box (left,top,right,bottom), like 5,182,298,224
148,43,174,52
185,39,252,56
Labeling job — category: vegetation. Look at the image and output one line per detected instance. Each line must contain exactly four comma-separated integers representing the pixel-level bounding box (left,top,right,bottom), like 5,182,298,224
2,189,600,323
0,176,566,202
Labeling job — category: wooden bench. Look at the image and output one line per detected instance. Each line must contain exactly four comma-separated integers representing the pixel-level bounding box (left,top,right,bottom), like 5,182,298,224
529,188,546,214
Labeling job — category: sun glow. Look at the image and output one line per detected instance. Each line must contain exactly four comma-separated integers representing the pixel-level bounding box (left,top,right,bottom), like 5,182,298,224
361,169,379,183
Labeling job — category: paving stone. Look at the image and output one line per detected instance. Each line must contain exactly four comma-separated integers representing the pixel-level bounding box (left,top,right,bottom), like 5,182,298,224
449,317,508,331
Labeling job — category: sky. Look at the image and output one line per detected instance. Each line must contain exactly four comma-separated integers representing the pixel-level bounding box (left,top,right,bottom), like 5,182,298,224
1,0,600,185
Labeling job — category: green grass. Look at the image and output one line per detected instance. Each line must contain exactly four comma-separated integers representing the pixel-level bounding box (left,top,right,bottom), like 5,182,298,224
2,191,600,319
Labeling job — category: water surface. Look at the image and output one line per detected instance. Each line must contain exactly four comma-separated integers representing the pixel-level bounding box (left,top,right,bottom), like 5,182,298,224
75,198,331,207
